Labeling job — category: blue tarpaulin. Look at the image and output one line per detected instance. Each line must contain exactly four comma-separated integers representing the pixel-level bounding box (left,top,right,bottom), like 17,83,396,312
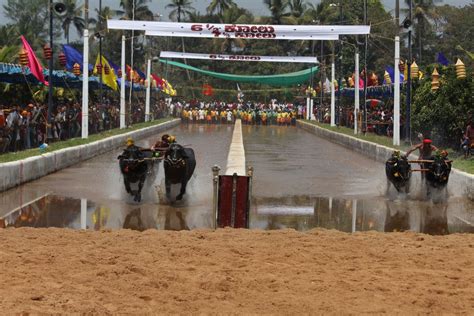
0,62,157,91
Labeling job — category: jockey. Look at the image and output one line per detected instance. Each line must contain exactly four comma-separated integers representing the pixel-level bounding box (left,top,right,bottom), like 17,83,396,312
118,137,144,160
152,134,176,155
406,138,438,160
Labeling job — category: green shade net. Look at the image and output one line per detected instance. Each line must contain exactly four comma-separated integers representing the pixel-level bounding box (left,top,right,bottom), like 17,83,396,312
159,59,318,86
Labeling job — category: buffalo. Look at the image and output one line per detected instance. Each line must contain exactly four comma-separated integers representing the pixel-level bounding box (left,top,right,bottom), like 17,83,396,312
163,143,196,201
385,154,412,193
425,156,451,198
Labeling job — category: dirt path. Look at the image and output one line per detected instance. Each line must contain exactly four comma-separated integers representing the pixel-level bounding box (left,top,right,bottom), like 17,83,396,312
1,228,473,314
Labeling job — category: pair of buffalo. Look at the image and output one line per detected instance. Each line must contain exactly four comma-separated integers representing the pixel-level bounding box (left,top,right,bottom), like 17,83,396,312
385,154,451,195
118,143,196,202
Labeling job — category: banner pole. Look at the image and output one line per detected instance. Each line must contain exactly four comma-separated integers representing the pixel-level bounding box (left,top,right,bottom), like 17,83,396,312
81,29,89,139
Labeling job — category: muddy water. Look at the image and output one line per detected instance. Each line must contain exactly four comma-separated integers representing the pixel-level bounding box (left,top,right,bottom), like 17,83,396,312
0,124,234,229
1,124,472,235
243,125,473,235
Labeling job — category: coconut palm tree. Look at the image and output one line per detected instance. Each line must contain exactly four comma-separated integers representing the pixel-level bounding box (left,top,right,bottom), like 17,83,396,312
61,0,86,44
263,0,295,24
117,0,154,21
166,0,195,22
207,0,236,17
403,0,442,64
288,0,307,19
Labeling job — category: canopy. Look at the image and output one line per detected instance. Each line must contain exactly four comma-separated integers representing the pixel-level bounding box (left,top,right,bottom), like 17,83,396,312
0,63,153,91
160,59,318,86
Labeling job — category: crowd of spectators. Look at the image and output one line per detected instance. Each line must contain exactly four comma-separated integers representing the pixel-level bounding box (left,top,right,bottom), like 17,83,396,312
0,98,170,155
173,101,299,126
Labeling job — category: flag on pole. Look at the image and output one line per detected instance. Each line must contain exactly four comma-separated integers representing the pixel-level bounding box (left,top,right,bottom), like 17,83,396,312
20,35,48,86
436,52,450,66
93,55,118,91
62,45,93,72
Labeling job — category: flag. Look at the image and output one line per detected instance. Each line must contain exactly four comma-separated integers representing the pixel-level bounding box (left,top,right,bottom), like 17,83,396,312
20,36,48,86
62,45,93,72
151,73,164,89
106,57,120,75
93,55,118,91
134,67,146,79
385,66,404,83
436,52,449,66
126,65,140,82
202,83,213,96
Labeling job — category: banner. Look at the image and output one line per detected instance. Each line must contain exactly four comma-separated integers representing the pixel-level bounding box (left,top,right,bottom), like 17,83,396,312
107,20,370,40
160,51,318,63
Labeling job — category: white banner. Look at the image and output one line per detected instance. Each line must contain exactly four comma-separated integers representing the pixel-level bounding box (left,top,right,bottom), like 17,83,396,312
107,20,370,40
160,51,319,63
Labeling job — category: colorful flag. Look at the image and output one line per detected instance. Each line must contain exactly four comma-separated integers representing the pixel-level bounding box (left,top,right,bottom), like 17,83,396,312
20,36,48,86
62,45,93,72
436,52,450,66
93,55,118,91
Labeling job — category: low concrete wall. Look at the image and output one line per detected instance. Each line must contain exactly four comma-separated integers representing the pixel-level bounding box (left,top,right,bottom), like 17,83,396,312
0,119,180,192
297,120,474,197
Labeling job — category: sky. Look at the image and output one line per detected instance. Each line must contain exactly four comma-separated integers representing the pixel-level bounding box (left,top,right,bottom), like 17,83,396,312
0,0,471,40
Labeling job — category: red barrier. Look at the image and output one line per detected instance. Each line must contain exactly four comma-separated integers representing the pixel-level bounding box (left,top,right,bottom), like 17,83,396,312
217,174,250,228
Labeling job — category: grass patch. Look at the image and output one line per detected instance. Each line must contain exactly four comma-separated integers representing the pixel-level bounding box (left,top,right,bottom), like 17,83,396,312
0,118,174,164
303,120,474,175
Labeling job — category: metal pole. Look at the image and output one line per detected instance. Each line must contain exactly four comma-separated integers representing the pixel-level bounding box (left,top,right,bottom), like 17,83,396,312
128,0,136,125
82,29,89,139
48,0,54,140
363,0,368,134
120,35,126,129
394,36,400,146
320,40,324,122
306,96,310,120
212,165,221,229
337,3,343,127
145,58,151,122
406,0,412,143
354,51,359,134
99,0,103,105
351,199,357,233
330,57,336,127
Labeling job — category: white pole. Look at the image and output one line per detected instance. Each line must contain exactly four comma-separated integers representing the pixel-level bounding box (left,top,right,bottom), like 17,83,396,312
394,36,401,146
306,97,311,120
310,99,314,120
80,198,87,229
81,29,89,139
145,58,151,122
352,199,357,233
330,62,336,127
354,52,360,134
120,35,126,129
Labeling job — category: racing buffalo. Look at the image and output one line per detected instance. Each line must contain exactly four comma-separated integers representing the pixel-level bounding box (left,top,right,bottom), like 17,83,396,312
385,154,412,193
425,155,451,197
163,143,196,201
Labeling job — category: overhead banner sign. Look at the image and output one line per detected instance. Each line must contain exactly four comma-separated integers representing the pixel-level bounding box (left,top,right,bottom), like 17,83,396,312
160,51,319,64
107,20,370,40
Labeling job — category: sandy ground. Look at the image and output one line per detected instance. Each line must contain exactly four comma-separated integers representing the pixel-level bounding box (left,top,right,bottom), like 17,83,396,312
1,228,473,314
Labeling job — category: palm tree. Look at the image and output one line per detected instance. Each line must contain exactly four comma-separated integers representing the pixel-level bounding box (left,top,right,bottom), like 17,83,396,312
207,0,236,17
404,0,442,64
288,0,307,19
166,0,195,22
61,0,86,44
263,0,294,24
213,6,253,53
117,0,154,21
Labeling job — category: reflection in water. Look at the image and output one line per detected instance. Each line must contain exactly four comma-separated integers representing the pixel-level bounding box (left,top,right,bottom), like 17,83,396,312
1,194,472,235
251,196,474,235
